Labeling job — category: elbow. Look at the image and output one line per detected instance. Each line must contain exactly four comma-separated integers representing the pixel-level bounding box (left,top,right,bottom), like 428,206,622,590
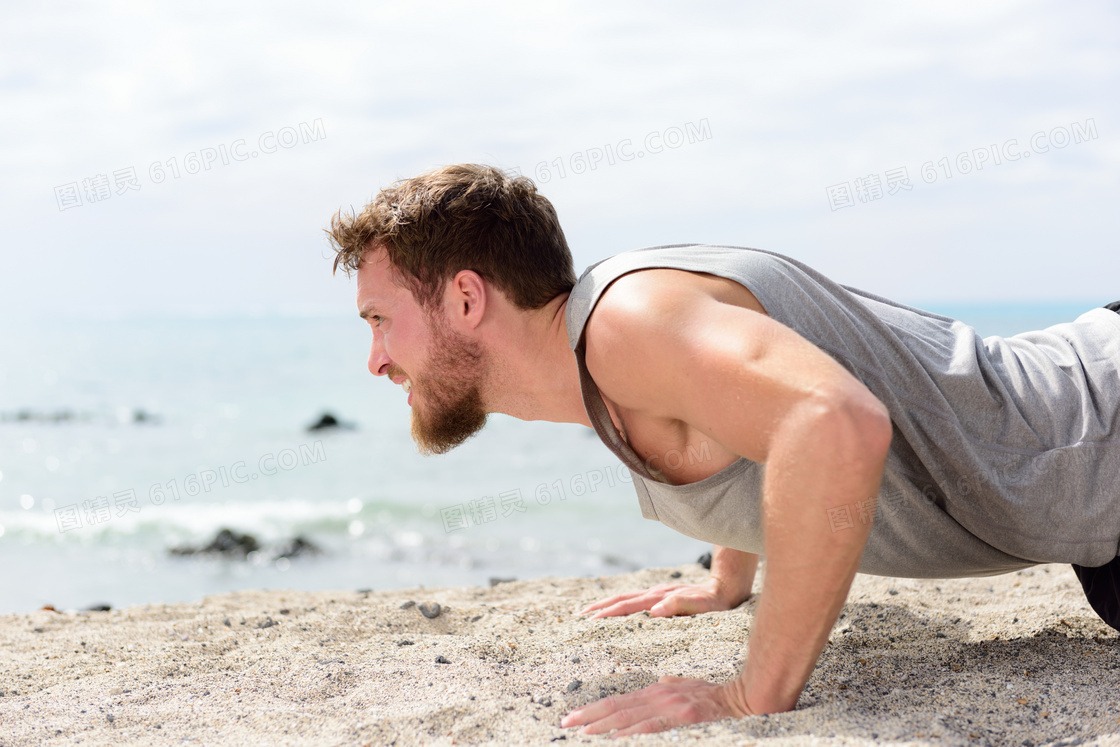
848,391,893,459
805,387,893,466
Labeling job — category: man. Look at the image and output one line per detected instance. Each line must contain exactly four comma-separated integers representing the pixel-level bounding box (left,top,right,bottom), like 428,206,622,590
328,163,1120,737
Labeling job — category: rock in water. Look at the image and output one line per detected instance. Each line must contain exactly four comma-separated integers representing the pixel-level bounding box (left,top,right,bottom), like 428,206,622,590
168,528,261,558
306,412,355,432
202,528,260,556
273,535,322,559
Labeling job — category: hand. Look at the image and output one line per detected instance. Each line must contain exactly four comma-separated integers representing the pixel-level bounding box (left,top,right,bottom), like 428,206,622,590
561,676,753,736
577,577,746,619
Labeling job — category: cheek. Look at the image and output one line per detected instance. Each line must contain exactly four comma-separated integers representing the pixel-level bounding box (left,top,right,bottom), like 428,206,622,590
394,320,431,360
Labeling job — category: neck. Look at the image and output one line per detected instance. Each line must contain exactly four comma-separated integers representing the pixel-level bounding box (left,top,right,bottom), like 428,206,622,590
480,293,591,427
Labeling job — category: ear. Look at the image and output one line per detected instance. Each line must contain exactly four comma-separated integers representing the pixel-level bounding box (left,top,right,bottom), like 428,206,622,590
445,269,487,330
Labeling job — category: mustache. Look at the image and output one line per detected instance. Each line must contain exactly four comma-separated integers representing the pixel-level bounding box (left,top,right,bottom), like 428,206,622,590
386,363,408,381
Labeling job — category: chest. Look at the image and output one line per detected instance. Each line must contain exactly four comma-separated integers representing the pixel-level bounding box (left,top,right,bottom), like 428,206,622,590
602,397,741,485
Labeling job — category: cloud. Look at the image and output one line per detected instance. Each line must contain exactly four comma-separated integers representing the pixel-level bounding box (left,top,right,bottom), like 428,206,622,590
1,0,1118,317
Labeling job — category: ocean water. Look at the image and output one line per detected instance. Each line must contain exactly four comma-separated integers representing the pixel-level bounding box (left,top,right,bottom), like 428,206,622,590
0,301,1104,614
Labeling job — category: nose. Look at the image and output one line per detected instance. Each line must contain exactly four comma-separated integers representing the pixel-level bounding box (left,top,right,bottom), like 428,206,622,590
368,333,391,377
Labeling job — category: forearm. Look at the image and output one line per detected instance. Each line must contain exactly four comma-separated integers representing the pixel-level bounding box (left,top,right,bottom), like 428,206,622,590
708,546,759,607
730,402,890,714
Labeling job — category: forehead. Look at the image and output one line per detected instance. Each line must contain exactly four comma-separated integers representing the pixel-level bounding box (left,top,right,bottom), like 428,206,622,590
356,247,396,296
355,247,418,314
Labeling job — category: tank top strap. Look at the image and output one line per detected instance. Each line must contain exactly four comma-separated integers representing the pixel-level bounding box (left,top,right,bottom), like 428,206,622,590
574,343,661,482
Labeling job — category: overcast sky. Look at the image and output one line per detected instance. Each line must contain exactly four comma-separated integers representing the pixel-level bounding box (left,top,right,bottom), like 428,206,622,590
2,0,1118,320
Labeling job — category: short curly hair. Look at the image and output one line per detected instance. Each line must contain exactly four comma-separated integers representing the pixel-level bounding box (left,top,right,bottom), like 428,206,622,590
327,164,577,311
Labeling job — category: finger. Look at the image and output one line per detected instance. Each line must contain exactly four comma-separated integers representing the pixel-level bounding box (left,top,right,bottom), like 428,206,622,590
651,594,704,617
589,597,659,619
562,696,618,728
577,705,664,735
577,585,684,615
611,714,676,737
656,589,726,617
584,597,653,618
650,597,686,617
577,593,643,615
562,688,653,728
563,682,676,730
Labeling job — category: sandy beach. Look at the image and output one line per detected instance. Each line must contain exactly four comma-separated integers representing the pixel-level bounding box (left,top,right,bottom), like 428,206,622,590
2,561,1119,746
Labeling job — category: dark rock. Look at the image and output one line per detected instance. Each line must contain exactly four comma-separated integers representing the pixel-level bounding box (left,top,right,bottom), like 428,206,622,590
223,618,232,627
84,604,112,612
489,577,516,587
307,412,355,432
669,570,682,579
435,655,450,664
169,528,260,558
279,609,290,615
256,617,278,629
697,552,712,570
418,603,442,619
470,615,483,623
397,640,414,646
400,601,416,610
0,408,92,424
204,529,260,555
601,554,635,569
273,535,322,560
132,408,160,424
570,655,580,664
567,679,582,693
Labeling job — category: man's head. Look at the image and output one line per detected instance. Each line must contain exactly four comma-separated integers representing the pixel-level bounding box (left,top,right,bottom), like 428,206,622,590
329,164,577,454
328,163,577,311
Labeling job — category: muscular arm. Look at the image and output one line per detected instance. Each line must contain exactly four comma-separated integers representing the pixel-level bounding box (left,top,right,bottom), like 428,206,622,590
579,271,891,716
727,390,885,711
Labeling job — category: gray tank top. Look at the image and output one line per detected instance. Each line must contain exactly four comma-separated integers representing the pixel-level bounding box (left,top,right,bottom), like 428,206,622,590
565,244,1120,578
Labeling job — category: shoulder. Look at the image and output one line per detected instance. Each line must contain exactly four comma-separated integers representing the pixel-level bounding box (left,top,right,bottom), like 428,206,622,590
585,268,768,345
585,269,700,349
582,268,770,412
